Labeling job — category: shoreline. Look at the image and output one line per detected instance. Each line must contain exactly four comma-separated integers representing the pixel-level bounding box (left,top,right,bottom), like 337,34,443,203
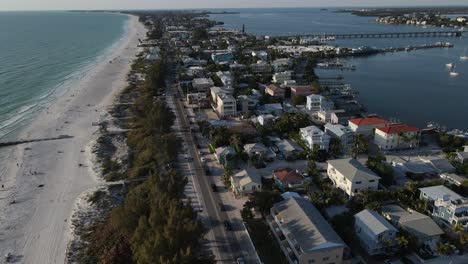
0,13,146,263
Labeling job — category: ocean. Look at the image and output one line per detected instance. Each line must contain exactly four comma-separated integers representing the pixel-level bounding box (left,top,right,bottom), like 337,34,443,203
209,8,468,130
0,11,129,141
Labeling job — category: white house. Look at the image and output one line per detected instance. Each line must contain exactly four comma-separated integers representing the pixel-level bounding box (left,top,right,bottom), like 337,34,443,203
250,60,271,74
216,93,237,118
216,71,234,87
324,123,355,155
354,209,398,256
272,71,293,84
348,118,390,137
374,124,421,150
306,94,334,112
210,86,233,104
272,58,292,72
230,169,262,196
300,125,331,151
327,158,380,197
257,114,275,126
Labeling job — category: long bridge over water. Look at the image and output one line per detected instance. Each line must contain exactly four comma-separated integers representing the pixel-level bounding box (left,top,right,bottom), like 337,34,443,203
284,30,466,39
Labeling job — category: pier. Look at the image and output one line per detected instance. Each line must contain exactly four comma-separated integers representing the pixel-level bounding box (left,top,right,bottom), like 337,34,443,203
0,135,73,148
287,30,465,39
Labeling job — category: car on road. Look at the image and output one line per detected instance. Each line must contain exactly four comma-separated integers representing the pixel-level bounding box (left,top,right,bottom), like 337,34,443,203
198,150,203,155
211,183,217,192
223,220,232,231
200,157,206,162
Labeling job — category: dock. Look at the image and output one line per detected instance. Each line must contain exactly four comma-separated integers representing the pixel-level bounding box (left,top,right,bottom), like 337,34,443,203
283,30,465,39
0,135,73,148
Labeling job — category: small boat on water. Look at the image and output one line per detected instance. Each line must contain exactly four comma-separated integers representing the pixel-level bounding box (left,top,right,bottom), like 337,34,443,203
461,48,468,60
449,64,459,76
446,62,453,68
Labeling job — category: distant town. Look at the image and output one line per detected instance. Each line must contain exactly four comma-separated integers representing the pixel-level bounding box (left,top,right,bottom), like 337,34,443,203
72,9,468,264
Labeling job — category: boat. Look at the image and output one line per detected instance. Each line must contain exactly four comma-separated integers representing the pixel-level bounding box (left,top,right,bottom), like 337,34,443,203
449,64,459,76
460,48,468,60
446,62,453,68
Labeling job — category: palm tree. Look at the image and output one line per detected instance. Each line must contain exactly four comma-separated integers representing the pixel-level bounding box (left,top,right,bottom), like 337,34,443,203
396,235,409,249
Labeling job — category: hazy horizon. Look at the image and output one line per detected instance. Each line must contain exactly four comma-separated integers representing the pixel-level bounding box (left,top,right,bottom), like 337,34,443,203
0,0,467,11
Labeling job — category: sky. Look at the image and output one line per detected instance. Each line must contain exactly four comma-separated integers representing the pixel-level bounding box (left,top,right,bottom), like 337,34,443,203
0,0,467,11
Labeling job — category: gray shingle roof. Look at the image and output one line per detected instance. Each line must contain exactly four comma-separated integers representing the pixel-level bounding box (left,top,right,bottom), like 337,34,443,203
355,209,397,236
419,185,463,201
273,197,346,253
328,158,381,182
381,205,444,239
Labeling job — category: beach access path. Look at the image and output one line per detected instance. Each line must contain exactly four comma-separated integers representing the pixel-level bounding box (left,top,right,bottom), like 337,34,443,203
0,14,146,263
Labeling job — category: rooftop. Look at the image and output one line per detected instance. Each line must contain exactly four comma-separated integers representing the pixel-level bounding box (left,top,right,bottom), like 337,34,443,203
376,124,420,134
273,197,346,253
273,168,303,183
355,209,397,236
381,205,444,238
328,158,381,182
419,185,464,201
349,117,390,126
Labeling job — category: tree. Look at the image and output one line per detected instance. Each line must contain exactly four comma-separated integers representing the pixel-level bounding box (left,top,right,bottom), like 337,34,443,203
437,242,455,255
366,155,394,187
249,190,282,217
329,138,342,157
351,134,368,158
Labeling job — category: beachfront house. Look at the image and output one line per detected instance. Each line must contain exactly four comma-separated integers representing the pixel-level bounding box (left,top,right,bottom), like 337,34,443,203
354,209,398,256
300,125,330,151
348,117,390,137
306,94,334,112
327,158,380,197
268,197,348,264
419,185,468,229
374,124,421,150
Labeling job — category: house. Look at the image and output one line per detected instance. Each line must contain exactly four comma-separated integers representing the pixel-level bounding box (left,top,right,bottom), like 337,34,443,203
306,94,334,112
455,151,468,164
268,197,348,264
211,52,234,64
210,86,233,103
290,85,316,97
300,125,331,151
192,78,214,92
229,62,246,71
381,205,444,250
216,93,237,118
237,95,259,114
422,158,456,174
324,123,355,155
348,118,390,137
257,114,275,126
374,124,421,150
317,110,344,123
276,139,304,160
216,71,234,87
419,185,468,228
327,158,381,197
354,209,398,255
440,173,468,186
186,66,204,77
230,169,262,196
214,146,236,167
264,85,285,98
272,58,292,72
250,61,271,74
331,111,357,125
262,103,283,116
252,50,268,61
244,143,275,160
273,168,306,190
272,71,293,84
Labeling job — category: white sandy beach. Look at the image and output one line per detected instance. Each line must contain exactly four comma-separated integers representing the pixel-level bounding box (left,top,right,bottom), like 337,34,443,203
0,14,146,263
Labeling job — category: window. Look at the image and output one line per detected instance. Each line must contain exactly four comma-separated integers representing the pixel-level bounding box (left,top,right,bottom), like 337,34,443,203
308,260,315,264
323,257,329,261
369,180,375,183
354,189,358,193
355,181,362,184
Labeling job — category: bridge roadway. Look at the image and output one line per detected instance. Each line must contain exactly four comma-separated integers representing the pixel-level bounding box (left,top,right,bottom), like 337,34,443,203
283,30,466,39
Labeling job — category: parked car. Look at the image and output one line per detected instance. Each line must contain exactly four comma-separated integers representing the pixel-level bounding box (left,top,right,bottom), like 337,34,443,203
200,157,206,162
211,184,218,192
223,220,232,231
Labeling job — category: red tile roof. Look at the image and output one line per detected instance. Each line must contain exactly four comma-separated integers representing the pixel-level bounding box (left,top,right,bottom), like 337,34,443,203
349,117,390,126
273,168,303,183
376,124,420,134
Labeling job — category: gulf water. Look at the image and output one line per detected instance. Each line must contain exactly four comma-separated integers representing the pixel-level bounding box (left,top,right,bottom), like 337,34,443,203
0,11,128,141
209,8,468,130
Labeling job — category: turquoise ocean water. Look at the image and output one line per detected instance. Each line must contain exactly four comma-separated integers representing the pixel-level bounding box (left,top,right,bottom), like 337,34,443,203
0,12,128,141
